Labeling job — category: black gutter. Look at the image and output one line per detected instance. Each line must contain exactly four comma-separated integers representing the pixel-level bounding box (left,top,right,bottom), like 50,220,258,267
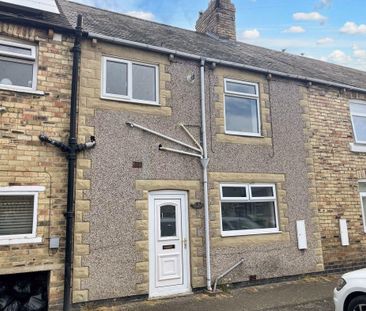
38,14,95,311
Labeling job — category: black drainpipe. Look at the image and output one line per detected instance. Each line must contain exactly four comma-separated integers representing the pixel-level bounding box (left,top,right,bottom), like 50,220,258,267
39,14,95,311
63,14,83,311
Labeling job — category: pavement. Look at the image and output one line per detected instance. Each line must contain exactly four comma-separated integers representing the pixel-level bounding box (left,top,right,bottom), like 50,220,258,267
82,275,339,311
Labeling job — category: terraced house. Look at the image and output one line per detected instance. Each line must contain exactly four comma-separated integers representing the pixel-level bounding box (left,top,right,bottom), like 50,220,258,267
57,0,366,305
0,0,80,310
1,0,366,310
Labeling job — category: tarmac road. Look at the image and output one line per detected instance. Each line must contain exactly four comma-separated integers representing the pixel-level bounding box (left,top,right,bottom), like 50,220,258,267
264,298,333,311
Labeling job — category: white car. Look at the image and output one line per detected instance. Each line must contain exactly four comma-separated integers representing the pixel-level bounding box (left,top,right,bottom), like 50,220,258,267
334,269,366,311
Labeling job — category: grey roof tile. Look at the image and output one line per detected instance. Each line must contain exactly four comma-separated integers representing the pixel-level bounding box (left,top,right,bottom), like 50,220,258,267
58,0,366,90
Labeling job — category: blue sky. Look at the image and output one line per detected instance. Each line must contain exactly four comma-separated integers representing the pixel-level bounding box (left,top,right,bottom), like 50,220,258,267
72,0,366,71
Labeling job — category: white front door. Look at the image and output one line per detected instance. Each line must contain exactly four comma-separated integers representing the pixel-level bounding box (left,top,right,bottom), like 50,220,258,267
149,191,191,298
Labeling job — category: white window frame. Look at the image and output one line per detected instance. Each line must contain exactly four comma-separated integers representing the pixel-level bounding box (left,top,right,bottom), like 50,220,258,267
220,183,279,237
0,186,44,245
224,78,261,137
101,56,160,106
350,100,366,145
360,191,366,233
0,39,38,92
359,180,366,233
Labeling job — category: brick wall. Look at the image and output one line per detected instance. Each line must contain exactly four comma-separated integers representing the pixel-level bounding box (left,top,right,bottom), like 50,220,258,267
0,23,73,310
306,86,366,270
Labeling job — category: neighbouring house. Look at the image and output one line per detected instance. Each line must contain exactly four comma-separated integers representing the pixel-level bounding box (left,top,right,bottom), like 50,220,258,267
0,0,77,310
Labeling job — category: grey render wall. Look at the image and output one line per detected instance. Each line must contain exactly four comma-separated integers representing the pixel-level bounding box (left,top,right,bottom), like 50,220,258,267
208,77,318,280
83,59,202,300
81,55,319,300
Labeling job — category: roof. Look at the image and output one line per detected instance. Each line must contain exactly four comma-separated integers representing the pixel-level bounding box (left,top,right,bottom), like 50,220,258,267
0,0,72,31
58,0,366,90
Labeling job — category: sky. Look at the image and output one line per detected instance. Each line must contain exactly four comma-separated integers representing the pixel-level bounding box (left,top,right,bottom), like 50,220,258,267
72,0,366,71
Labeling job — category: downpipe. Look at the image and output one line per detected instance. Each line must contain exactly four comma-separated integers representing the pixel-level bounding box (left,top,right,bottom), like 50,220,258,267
200,59,212,291
38,14,96,311
63,14,82,311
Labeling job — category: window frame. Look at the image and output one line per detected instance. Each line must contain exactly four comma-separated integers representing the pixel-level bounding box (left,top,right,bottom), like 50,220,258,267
0,186,44,245
359,180,366,233
0,39,37,92
223,78,261,137
101,56,160,106
219,183,279,237
350,100,366,144
360,191,366,233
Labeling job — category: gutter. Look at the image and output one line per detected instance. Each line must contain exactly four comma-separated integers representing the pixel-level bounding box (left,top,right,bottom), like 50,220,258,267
88,32,366,94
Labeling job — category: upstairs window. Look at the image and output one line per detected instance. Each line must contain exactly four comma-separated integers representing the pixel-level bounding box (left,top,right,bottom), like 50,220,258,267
0,39,37,91
350,101,366,144
102,56,159,105
220,184,279,236
224,79,261,136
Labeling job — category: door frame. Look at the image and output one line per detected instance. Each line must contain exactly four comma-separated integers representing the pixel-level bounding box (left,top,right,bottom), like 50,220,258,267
148,190,191,298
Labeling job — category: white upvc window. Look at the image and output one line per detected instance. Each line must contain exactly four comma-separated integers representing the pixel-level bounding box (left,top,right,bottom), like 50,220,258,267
101,56,159,105
220,183,279,237
350,101,366,144
0,39,37,92
359,182,366,233
224,79,261,136
0,186,44,245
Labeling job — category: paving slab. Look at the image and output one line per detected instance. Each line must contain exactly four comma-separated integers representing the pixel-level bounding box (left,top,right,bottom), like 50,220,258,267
82,275,339,311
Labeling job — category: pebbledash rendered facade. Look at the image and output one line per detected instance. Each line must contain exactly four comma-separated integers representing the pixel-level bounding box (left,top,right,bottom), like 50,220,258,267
59,0,366,305
2,0,366,309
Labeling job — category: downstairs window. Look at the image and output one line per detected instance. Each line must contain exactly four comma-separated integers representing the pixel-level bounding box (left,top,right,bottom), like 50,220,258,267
220,184,279,236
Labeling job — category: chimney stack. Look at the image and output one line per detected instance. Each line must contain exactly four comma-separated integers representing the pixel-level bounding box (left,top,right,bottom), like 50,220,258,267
196,0,236,41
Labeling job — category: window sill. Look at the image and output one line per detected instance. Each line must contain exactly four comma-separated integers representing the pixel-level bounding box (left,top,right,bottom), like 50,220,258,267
100,95,160,106
221,230,282,237
0,86,45,96
349,143,366,153
216,134,272,145
0,237,42,246
224,131,263,138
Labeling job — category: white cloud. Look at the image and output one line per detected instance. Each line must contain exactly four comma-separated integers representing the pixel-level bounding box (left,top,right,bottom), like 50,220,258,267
327,50,352,64
316,37,334,45
340,22,366,35
353,45,366,59
293,12,327,23
284,26,305,33
125,10,155,21
241,29,260,40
